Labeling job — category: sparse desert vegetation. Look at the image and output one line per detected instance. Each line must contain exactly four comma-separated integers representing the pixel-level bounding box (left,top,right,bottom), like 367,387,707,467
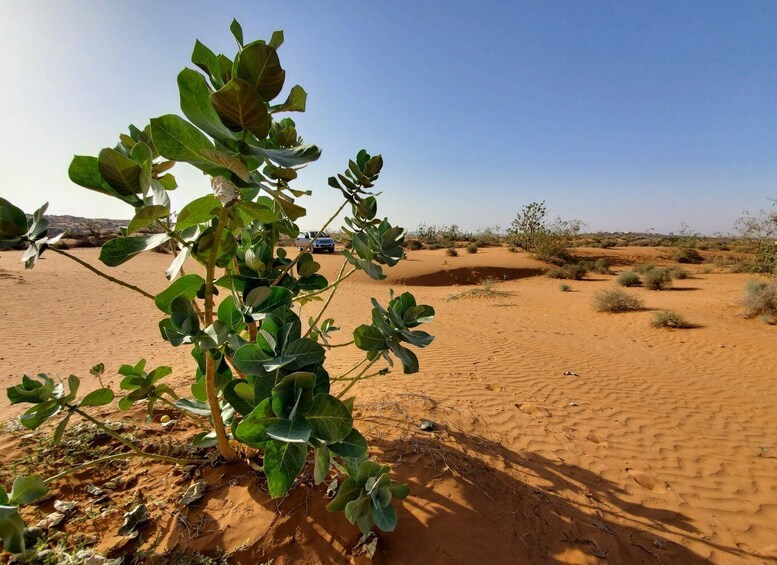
651,310,693,328
593,288,645,312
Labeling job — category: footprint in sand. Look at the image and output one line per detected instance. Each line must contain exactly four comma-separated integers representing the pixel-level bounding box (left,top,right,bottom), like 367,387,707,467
626,468,667,493
515,403,551,417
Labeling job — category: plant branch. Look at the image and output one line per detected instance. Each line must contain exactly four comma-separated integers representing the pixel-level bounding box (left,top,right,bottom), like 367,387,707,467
49,248,155,300
303,260,348,339
203,209,238,461
336,358,379,399
271,199,349,286
294,266,357,304
323,340,354,349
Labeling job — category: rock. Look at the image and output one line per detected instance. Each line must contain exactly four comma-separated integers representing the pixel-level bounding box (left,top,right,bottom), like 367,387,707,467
568,402,578,407
419,420,436,432
23,526,45,547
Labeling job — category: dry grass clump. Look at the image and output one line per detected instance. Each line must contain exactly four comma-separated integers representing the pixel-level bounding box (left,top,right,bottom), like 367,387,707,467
633,264,656,274
447,279,512,301
643,268,673,290
617,271,641,287
651,310,692,329
445,247,458,257
547,263,588,280
405,239,423,250
670,247,703,264
559,283,572,292
466,243,478,254
667,267,689,279
579,258,611,274
593,289,644,313
742,279,777,322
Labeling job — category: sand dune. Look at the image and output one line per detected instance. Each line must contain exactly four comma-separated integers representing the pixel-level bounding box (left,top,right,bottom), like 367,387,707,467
1,246,776,563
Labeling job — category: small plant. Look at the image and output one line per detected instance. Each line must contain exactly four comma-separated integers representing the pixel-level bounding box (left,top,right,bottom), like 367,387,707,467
445,247,458,257
0,475,49,553
651,310,692,328
593,289,644,312
465,243,478,254
643,268,673,290
742,279,777,320
546,263,588,280
507,245,517,253
670,246,703,264
405,239,423,251
580,258,611,274
633,264,656,274
667,267,689,279
700,264,714,274
559,283,572,292
617,271,641,287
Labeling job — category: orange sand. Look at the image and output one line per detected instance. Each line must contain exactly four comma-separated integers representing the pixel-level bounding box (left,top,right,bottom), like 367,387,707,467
1,246,776,563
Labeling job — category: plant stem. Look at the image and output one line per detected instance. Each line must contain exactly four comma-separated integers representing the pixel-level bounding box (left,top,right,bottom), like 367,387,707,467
44,453,134,484
303,260,348,339
323,340,354,349
271,199,349,286
293,267,357,303
49,248,155,300
203,209,238,461
335,358,368,381
67,405,195,466
336,358,378,399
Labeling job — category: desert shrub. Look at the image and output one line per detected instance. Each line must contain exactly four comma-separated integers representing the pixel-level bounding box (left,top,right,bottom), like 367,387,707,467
667,267,689,279
643,268,674,290
446,247,458,257
729,260,755,273
581,258,610,274
546,262,588,280
651,310,692,328
507,245,517,253
0,21,433,547
559,283,572,292
617,271,641,287
466,243,478,254
593,289,644,312
700,264,714,274
742,279,777,320
633,263,656,274
508,201,582,265
670,246,703,264
405,239,423,250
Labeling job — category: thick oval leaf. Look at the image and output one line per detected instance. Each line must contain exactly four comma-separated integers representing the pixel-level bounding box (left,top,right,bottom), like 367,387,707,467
99,233,171,267
353,325,386,352
247,144,321,168
237,42,285,101
0,198,28,238
222,379,255,416
263,439,307,498
235,397,278,444
155,274,205,314
217,295,244,331
314,445,330,485
306,394,352,444
8,475,48,505
19,400,60,429
177,68,238,140
372,501,397,532
80,388,115,407
127,205,169,235
237,201,279,224
247,286,292,314
211,78,270,139
175,398,212,417
69,156,141,205
326,477,361,512
233,343,273,375
150,114,223,173
329,428,369,459
266,417,311,443
97,148,141,194
175,195,221,231
274,84,307,113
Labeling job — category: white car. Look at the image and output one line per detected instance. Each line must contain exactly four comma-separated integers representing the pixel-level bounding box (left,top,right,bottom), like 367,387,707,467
295,231,336,253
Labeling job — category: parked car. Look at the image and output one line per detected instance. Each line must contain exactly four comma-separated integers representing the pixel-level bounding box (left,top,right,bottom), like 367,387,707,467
295,231,336,253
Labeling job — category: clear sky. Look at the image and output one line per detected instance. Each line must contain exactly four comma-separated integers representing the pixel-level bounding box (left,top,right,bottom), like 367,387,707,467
1,1,776,234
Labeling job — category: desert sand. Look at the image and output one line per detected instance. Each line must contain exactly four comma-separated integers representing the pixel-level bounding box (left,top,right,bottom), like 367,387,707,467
1,246,776,564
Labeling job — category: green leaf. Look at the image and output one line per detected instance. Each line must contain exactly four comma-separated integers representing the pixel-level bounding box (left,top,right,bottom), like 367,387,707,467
230,18,244,47
0,505,26,553
266,417,311,443
176,195,221,231
263,439,307,498
223,379,255,416
268,339,324,372
150,114,222,172
19,399,60,429
233,343,273,375
0,198,28,238
237,201,279,224
306,394,352,444
175,398,212,417
329,428,369,459
68,156,141,205
191,39,222,88
237,42,286,101
80,388,115,407
326,477,361,512
353,325,386,352
314,445,330,485
155,274,205,314
388,480,409,500
247,286,292,314
99,233,171,267
344,493,371,524
211,78,270,139
247,144,321,168
372,501,397,531
198,320,228,350
127,205,169,235
217,295,244,331
274,85,307,113
271,372,315,419
8,475,48,505
97,148,142,194
269,30,284,49
235,398,278,444
178,68,240,141
52,412,71,445
200,149,251,182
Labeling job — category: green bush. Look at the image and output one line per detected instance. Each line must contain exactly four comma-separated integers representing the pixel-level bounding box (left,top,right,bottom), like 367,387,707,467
559,283,572,292
633,264,656,274
742,279,777,321
671,247,703,264
593,289,644,312
547,263,588,280
617,271,641,287
579,258,610,274
446,247,458,257
667,267,689,280
405,239,423,250
466,243,478,254
643,268,673,290
651,310,692,328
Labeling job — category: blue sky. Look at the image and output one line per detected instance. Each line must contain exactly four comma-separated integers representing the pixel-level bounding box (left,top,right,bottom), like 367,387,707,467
1,1,776,234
